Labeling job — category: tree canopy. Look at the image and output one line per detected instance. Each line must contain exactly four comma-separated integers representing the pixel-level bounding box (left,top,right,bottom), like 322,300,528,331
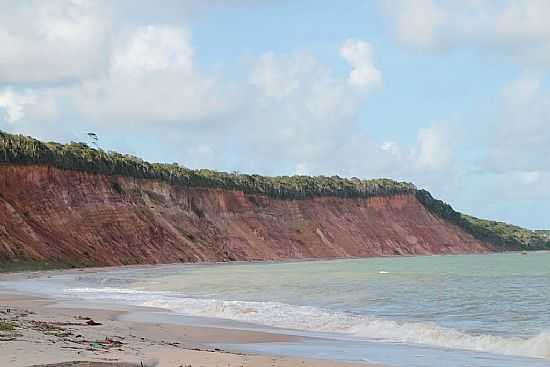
416,190,550,250
0,130,415,200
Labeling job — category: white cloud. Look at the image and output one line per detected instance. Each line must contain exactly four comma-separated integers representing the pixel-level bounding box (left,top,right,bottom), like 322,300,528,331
0,89,36,123
520,170,542,185
112,25,193,74
246,51,363,167
0,0,110,84
480,75,550,173
74,25,235,125
250,51,361,118
385,0,446,49
384,0,550,63
323,125,453,179
491,1,550,44
413,126,450,171
380,141,402,157
340,39,382,90
250,52,312,99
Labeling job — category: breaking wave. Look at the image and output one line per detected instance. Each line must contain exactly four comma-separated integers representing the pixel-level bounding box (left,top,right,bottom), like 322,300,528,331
64,287,550,360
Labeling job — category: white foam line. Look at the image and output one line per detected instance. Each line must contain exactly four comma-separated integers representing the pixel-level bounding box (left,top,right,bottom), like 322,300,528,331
63,287,550,360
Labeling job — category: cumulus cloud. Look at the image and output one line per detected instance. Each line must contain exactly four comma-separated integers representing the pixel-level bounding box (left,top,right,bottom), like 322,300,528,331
74,24,236,125
247,51,362,167
246,39,382,169
340,39,382,90
0,0,110,84
112,26,193,74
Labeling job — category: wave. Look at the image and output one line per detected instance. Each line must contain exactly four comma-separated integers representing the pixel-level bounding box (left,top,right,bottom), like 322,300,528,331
63,287,550,360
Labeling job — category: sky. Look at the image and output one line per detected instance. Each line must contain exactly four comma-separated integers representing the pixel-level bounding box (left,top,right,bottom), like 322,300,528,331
1,0,550,229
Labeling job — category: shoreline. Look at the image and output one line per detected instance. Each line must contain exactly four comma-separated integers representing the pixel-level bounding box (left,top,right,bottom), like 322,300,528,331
0,291,383,367
2,253,549,366
2,248,537,276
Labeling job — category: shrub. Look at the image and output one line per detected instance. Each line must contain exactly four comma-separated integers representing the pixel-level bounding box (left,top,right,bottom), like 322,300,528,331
0,130,416,200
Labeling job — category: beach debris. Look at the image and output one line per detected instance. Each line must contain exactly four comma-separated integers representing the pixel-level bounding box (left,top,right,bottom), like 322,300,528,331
0,319,21,341
89,341,107,349
51,321,85,326
86,336,124,350
0,319,16,331
29,320,73,337
75,315,104,326
86,319,102,326
104,336,124,347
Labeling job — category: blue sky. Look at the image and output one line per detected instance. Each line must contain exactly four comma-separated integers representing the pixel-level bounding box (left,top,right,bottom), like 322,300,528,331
1,0,550,229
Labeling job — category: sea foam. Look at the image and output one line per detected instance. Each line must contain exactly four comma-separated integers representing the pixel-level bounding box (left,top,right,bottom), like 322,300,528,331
63,286,550,360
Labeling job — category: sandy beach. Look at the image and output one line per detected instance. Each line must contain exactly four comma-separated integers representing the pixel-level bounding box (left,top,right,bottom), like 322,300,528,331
0,291,382,367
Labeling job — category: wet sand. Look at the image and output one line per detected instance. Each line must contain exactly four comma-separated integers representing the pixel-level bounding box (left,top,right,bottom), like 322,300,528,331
0,292,382,367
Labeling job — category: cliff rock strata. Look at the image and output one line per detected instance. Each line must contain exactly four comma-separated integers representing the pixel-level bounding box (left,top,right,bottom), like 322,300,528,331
0,165,491,266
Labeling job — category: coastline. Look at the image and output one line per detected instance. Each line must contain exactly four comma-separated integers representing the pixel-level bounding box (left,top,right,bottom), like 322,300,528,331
0,291,383,367
2,248,535,276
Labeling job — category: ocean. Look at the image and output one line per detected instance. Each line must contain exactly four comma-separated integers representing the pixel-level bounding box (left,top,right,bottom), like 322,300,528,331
3,252,550,366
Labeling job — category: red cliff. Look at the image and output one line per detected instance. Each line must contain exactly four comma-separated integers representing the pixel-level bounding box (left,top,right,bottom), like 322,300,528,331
0,165,492,266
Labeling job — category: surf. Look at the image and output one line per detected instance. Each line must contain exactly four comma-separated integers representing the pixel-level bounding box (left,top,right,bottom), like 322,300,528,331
63,286,550,360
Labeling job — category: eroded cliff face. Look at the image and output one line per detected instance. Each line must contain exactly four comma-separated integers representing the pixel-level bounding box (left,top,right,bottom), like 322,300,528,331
0,165,492,266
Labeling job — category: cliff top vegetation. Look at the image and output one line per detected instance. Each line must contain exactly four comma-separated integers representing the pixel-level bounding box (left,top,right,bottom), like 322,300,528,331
0,130,415,199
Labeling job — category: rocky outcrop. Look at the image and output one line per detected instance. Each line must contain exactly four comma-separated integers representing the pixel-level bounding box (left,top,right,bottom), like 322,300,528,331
0,164,492,267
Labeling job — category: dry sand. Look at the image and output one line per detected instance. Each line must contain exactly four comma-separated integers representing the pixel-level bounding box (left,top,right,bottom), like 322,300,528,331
0,292,383,367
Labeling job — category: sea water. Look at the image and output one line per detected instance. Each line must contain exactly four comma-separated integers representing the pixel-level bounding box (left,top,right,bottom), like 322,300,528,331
2,252,550,366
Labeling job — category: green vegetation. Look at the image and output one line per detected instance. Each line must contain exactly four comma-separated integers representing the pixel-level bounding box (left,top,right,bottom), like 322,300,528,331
416,190,550,250
0,131,415,199
1,130,548,251
0,320,16,332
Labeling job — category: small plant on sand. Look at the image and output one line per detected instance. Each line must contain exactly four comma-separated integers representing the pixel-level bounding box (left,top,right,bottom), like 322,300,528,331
0,320,16,331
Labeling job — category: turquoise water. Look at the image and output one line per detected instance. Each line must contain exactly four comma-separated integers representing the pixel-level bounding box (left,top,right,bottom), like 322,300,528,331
134,253,550,338
3,252,550,366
